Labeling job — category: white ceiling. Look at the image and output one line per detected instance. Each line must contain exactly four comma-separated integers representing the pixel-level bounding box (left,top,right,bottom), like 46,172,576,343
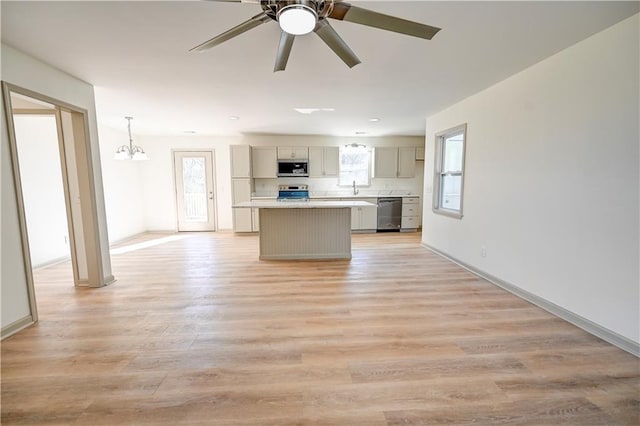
2,1,638,137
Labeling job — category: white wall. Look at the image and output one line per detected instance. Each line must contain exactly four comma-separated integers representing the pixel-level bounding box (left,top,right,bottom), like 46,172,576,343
1,96,31,329
1,44,113,332
135,134,241,232
14,115,70,267
98,125,146,243
422,15,639,343
135,134,423,232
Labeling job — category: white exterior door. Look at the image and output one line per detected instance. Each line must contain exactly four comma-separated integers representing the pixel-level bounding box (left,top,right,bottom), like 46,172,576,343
174,151,216,231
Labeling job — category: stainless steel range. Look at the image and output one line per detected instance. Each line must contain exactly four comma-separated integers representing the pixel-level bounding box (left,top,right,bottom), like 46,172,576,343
277,184,309,201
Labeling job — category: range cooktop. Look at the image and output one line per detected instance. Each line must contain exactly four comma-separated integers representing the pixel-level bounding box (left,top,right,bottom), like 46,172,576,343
278,184,309,201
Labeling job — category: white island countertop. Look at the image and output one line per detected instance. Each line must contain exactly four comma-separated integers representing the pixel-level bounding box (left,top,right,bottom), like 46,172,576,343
234,200,376,209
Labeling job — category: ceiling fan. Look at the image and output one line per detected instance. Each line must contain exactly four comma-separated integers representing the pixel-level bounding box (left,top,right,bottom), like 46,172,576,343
191,0,441,72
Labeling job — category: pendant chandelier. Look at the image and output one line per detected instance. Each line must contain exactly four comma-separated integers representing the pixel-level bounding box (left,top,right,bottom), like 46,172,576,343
114,116,148,161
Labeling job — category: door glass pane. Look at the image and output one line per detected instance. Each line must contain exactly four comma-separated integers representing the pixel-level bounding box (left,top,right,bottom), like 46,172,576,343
182,157,207,222
440,174,462,211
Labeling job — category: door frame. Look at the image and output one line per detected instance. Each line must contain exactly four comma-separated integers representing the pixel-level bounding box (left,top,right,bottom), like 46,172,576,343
2,82,113,338
172,149,217,232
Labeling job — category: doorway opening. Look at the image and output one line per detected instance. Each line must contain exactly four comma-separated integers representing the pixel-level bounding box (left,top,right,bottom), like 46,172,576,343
12,108,74,318
2,83,113,337
13,111,70,267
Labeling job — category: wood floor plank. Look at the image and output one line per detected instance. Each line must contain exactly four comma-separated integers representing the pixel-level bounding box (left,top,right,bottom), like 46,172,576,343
349,353,528,384
76,389,305,424
585,392,640,425
302,379,507,416
1,232,638,425
384,396,616,425
154,364,353,394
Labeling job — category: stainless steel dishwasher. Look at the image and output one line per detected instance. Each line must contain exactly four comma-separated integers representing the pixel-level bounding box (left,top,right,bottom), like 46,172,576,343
377,197,402,231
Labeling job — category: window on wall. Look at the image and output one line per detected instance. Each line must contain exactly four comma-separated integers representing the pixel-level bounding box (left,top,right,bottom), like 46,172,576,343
433,123,467,218
339,144,370,186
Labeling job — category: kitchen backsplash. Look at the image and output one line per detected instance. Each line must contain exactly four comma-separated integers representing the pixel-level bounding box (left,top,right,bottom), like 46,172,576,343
253,162,424,197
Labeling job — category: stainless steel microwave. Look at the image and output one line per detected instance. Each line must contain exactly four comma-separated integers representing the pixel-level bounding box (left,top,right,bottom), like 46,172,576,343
277,159,308,177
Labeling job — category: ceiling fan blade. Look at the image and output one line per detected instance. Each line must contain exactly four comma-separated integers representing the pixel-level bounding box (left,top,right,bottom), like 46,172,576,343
329,3,441,40
314,19,360,68
190,12,271,51
274,31,296,72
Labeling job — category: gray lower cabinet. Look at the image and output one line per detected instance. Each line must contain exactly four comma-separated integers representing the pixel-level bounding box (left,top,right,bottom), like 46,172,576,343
401,196,420,232
233,208,253,233
347,197,377,232
233,207,259,232
232,178,260,232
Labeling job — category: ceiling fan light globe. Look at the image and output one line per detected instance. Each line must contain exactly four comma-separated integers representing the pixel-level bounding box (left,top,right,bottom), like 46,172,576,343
278,5,317,35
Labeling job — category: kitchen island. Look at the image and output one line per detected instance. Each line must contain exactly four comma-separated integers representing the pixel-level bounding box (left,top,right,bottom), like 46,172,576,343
233,200,376,260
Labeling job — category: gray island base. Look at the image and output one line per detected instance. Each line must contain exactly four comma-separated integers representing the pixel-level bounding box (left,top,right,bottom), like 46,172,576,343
233,200,376,260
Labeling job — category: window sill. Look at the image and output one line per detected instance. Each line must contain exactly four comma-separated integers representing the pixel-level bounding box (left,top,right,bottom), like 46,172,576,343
433,208,463,219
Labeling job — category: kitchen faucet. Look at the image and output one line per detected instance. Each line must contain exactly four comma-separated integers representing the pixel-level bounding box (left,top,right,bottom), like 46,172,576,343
352,180,359,195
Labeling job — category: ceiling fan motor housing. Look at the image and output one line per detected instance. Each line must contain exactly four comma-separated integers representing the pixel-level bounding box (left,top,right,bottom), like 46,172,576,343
262,0,334,22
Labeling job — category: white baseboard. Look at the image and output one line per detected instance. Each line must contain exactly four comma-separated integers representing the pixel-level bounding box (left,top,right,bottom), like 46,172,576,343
33,254,71,270
1,315,34,340
422,243,640,358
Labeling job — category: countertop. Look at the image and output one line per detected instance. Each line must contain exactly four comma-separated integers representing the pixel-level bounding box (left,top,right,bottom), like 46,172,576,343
234,200,377,209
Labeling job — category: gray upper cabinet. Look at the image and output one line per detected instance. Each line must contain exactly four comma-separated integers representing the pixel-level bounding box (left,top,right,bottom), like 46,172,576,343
374,147,416,178
374,147,399,178
252,147,277,178
323,146,339,177
277,147,308,160
398,147,416,178
230,145,251,178
309,146,339,177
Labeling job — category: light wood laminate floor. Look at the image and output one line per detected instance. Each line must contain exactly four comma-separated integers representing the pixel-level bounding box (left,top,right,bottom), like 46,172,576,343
2,232,638,425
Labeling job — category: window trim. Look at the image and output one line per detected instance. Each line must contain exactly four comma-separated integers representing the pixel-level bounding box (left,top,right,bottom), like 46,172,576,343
433,123,467,219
